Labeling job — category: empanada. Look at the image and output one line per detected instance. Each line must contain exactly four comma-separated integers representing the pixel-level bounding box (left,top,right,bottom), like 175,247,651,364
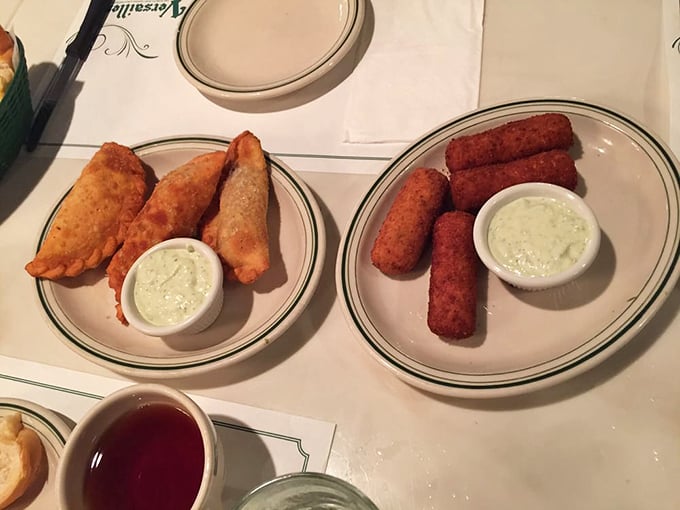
106,150,226,323
201,131,270,284
25,142,147,280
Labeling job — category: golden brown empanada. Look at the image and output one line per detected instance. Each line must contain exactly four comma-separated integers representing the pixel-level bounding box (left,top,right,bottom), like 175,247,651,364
106,150,226,323
201,131,270,284
25,142,147,280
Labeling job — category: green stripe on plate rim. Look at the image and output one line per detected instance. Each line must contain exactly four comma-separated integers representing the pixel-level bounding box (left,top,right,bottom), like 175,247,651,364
35,136,320,371
340,98,680,390
356,105,675,373
0,402,68,444
175,0,362,94
0,390,309,465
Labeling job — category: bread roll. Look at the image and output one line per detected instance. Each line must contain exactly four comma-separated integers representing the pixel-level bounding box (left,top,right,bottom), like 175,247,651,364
0,26,14,100
0,412,44,509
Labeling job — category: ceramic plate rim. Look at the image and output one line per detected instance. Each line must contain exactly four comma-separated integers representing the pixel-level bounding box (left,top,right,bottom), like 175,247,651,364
0,398,71,445
35,135,326,378
0,399,71,508
174,0,366,100
335,97,680,398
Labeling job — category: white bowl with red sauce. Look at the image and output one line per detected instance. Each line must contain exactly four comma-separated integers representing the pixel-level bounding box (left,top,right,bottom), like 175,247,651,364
56,384,222,510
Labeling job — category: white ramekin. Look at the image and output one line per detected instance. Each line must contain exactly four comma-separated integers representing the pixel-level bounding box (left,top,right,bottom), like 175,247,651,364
56,383,223,510
121,237,224,336
473,182,601,291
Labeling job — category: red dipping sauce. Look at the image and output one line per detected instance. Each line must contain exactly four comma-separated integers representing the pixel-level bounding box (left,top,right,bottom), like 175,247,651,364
83,403,205,510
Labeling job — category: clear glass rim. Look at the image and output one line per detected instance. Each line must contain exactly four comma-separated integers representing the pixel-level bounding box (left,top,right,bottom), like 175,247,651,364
233,472,379,509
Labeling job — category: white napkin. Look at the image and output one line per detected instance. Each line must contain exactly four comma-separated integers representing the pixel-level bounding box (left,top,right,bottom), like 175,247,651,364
663,0,680,157
343,0,485,143
35,0,482,173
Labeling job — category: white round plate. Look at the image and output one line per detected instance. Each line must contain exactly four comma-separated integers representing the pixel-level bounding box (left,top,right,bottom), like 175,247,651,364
336,98,680,398
35,136,325,378
175,0,365,101
0,399,71,509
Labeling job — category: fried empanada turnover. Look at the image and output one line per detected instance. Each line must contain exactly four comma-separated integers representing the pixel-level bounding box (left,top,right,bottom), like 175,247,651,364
25,142,147,280
106,150,226,323
201,131,270,284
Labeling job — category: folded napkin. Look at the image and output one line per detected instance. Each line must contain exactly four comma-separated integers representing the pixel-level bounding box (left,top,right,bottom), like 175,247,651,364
35,0,482,173
663,0,680,157
343,0,485,143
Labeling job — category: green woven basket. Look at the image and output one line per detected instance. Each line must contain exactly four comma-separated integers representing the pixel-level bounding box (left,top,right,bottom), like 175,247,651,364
0,36,32,178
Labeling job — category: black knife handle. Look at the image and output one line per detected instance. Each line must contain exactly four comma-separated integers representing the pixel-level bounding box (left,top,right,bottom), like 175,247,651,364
65,0,115,60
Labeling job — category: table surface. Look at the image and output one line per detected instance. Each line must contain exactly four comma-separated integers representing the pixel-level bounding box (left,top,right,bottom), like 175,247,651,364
2,1,679,509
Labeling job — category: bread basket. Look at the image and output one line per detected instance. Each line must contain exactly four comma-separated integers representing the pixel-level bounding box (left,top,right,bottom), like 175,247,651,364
0,35,32,179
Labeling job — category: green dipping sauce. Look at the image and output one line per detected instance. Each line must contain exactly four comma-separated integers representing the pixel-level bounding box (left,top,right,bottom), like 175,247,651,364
487,196,590,277
133,246,212,326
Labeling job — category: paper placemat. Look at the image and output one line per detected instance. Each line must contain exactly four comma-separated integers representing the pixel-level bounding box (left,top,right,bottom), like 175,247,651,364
664,0,680,157
343,0,484,143
29,0,483,174
0,355,335,507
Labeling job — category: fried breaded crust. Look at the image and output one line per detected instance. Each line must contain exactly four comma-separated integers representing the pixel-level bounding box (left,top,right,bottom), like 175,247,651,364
427,211,477,339
106,150,226,323
201,131,270,284
445,113,573,172
25,142,147,280
370,167,449,276
449,149,578,212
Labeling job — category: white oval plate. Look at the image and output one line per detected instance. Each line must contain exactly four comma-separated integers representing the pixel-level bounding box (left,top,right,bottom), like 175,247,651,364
36,136,325,378
175,0,365,101
0,399,71,509
336,98,680,398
